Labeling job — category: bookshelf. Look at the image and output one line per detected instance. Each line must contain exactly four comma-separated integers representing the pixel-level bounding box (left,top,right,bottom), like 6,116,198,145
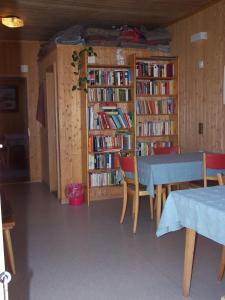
133,55,179,156
81,54,135,205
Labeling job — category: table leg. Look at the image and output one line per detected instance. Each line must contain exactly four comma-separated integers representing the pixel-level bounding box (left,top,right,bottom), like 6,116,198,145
218,246,225,281
156,184,162,228
183,228,196,297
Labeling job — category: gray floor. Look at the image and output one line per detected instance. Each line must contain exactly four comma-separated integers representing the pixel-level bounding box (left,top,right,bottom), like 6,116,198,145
1,182,225,300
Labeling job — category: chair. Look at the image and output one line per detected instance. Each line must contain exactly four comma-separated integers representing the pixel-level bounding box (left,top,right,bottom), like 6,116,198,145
3,217,16,275
203,153,225,187
153,145,180,155
153,146,181,194
119,155,166,233
217,173,225,280
1,191,16,275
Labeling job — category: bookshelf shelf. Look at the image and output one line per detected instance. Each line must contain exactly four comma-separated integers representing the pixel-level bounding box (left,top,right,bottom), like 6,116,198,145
89,167,120,173
137,134,177,138
88,85,132,88
137,114,177,116
88,64,131,69
89,184,122,189
136,76,176,80
134,54,179,156
82,53,135,205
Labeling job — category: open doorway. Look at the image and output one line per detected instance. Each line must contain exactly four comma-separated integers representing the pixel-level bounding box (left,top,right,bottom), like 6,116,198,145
0,77,30,183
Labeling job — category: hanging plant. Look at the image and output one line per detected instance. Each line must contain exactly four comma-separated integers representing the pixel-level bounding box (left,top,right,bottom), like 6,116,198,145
71,47,97,93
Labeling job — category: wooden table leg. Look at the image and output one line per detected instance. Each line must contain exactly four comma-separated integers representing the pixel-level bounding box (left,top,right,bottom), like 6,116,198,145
218,246,225,280
183,228,196,297
156,184,162,228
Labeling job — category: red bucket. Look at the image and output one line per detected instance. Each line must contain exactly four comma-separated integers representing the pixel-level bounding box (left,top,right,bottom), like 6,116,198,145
65,183,84,206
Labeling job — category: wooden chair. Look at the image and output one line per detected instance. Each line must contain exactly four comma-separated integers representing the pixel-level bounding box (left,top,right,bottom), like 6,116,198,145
119,155,166,233
1,191,16,275
153,146,181,194
203,153,225,187
217,173,225,280
3,217,16,275
153,145,180,155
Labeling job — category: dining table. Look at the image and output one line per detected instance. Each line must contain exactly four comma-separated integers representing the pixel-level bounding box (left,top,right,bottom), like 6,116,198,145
137,152,203,226
156,185,225,296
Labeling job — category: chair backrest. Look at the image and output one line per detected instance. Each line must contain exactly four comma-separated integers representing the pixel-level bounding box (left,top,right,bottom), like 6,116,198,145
119,156,135,173
217,173,225,186
154,145,180,155
203,153,225,187
119,155,139,193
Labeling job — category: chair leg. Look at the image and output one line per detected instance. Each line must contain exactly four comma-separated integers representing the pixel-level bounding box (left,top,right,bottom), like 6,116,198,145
120,184,128,224
162,190,167,207
3,229,16,275
133,195,139,234
167,184,172,195
218,246,225,281
150,196,154,220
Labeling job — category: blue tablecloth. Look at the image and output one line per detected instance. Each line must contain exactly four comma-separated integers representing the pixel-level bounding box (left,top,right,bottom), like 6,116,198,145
138,152,203,196
156,185,225,245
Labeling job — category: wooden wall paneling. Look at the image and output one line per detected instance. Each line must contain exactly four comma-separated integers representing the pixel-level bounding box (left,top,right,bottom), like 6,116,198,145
80,53,89,203
202,2,225,152
56,45,83,203
169,17,205,152
38,48,58,187
53,62,62,199
169,0,225,154
46,71,58,192
0,41,41,181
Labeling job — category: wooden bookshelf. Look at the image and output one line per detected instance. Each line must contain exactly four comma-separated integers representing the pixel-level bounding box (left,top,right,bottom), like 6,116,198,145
133,54,179,157
81,53,135,205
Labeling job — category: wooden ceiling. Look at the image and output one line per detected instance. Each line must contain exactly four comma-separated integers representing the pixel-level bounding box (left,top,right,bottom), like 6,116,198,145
0,0,218,41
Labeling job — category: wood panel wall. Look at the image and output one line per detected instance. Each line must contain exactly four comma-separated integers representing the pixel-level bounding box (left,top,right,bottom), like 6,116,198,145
38,49,57,188
0,41,41,181
169,0,225,152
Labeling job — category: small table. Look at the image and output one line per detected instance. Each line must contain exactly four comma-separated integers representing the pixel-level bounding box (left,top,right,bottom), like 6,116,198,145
156,185,225,296
138,152,203,226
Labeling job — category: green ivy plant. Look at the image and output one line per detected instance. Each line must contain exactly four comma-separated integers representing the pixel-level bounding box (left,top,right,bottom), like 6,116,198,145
71,47,97,93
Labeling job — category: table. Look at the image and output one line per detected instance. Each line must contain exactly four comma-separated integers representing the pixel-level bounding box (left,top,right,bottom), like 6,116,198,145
138,152,203,226
156,185,225,296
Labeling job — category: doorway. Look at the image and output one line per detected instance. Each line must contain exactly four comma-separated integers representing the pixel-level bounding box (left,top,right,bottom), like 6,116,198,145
0,77,30,183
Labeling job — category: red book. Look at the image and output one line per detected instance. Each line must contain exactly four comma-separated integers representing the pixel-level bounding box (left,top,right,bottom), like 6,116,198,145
98,112,109,129
105,114,116,129
149,100,155,114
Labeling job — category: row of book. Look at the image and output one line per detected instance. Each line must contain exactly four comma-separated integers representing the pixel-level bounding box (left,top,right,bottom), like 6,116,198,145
88,69,132,86
136,80,175,96
89,170,119,187
88,132,132,152
136,62,175,78
88,106,134,130
136,97,175,115
88,88,131,102
136,141,174,156
88,153,119,170
137,120,176,136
